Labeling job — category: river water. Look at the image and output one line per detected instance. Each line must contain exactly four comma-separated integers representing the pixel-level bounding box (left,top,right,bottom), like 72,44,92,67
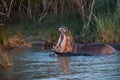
0,46,120,80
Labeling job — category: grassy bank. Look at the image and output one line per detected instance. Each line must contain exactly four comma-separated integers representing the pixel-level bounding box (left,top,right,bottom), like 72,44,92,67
6,13,120,44
0,47,12,67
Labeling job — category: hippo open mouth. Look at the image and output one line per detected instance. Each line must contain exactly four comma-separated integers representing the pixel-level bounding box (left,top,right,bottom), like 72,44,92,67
53,26,68,52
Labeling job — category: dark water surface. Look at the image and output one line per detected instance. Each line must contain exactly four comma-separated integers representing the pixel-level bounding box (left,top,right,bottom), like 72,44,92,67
0,46,120,80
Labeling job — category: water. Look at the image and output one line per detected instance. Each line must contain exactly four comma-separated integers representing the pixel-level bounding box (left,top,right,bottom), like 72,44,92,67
0,47,120,80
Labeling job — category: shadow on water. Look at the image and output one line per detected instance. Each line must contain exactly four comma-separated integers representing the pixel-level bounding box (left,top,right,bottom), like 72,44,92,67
0,46,120,80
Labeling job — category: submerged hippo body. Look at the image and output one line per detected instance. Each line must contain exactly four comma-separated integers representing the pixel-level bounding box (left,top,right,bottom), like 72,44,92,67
73,43,116,55
53,26,117,55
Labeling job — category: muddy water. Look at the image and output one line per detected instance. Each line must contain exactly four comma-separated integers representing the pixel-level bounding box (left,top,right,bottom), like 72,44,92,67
0,46,120,80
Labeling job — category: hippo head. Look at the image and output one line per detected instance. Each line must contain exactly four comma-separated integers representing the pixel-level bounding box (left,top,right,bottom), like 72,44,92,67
53,26,73,53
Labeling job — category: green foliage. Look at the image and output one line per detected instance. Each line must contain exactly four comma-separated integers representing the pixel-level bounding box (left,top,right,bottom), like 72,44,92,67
7,13,82,41
6,0,120,43
94,0,116,16
0,48,12,67
7,12,120,43
94,15,120,43
0,25,7,45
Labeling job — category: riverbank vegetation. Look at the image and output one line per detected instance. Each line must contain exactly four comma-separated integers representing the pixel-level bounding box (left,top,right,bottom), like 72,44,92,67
0,0,120,67
0,47,12,67
2,0,119,43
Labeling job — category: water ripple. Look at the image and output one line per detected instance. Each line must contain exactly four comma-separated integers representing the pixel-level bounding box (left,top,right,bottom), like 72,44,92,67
0,49,120,80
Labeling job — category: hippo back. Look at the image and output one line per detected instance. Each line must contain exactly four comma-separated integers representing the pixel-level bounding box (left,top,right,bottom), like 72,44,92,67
74,43,116,55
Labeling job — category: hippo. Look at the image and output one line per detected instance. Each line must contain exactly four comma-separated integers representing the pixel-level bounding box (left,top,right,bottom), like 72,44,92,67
52,26,117,56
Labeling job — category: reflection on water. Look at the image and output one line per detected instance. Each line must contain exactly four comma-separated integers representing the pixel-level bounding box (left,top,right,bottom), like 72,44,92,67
0,47,120,80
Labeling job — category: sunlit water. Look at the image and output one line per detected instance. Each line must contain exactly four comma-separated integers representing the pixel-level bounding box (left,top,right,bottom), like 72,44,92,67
0,46,120,80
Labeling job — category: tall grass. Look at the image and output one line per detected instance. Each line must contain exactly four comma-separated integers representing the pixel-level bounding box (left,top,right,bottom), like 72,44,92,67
94,15,120,43
0,25,7,45
0,47,12,67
